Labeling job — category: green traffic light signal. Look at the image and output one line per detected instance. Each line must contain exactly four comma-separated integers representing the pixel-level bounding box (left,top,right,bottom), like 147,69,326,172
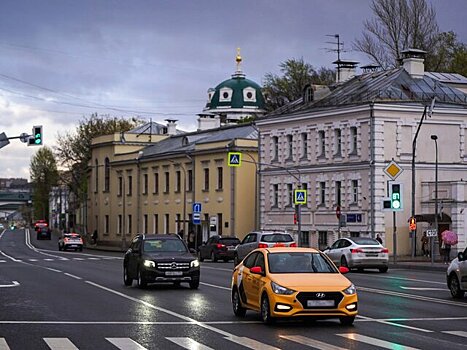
33,126,42,145
390,183,402,210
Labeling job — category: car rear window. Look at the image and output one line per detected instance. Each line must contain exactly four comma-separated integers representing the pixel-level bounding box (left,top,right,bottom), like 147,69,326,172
268,252,337,273
219,238,240,245
351,237,380,245
260,234,293,243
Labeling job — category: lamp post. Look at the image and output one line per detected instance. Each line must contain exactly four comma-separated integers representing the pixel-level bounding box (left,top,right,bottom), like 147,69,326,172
430,135,438,265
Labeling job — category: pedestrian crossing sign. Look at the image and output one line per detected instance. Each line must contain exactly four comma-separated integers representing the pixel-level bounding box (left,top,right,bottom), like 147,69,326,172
294,190,307,205
228,152,242,167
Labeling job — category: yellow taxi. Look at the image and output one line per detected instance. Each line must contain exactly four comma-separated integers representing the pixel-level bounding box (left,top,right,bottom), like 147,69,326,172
231,247,358,325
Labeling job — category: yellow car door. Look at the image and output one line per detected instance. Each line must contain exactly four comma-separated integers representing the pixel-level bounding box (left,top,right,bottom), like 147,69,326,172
248,252,267,309
240,252,259,306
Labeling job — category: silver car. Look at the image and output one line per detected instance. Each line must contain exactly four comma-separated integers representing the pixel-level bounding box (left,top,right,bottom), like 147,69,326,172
233,231,296,265
323,237,389,273
447,247,467,298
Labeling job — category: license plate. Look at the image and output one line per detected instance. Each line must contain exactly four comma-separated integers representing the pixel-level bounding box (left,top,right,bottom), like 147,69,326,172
307,300,334,307
227,246,235,250
273,243,285,247
366,254,378,257
165,271,183,276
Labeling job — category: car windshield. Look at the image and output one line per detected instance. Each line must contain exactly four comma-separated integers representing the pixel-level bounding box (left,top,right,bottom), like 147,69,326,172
261,234,293,243
64,234,80,239
219,238,240,245
143,239,187,253
350,237,380,245
268,252,337,273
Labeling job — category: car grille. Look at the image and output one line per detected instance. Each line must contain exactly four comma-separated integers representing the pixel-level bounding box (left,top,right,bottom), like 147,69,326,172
156,262,190,270
296,292,344,309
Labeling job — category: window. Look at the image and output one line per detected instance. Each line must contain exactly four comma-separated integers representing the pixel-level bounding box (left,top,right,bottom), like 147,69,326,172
272,136,279,161
217,167,223,190
217,213,223,235
153,214,159,234
335,181,342,206
104,215,109,235
164,172,169,193
352,180,359,203
304,85,313,103
287,184,293,207
117,215,122,235
143,174,148,195
187,169,193,192
127,215,132,235
319,182,326,205
318,231,328,251
335,129,342,156
301,133,308,159
350,127,358,154
118,176,123,196
164,214,169,234
175,171,181,193
154,173,159,194
128,175,133,196
176,214,181,233
104,157,110,192
143,214,148,234
204,168,209,191
318,130,326,157
287,135,293,160
94,159,98,193
273,184,279,207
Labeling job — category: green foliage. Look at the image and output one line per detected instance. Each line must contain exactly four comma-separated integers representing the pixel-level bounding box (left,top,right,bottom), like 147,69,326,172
262,58,335,111
30,146,59,221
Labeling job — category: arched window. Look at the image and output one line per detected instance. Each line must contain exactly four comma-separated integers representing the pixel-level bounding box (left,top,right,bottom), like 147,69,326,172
104,157,110,192
94,159,99,193
303,84,313,103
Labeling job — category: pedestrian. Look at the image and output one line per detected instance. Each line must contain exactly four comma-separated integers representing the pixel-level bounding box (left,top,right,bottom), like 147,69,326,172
92,229,98,245
421,232,429,257
442,238,451,264
178,229,184,240
375,234,383,245
188,230,195,250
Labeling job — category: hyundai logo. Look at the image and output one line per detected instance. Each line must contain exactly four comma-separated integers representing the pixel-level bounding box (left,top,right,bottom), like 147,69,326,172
316,293,326,298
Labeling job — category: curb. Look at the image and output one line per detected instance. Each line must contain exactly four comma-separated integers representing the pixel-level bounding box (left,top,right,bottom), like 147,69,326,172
389,262,447,272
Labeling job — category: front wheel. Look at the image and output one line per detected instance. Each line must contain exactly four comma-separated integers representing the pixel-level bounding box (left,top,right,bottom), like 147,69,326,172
232,288,247,317
340,256,349,269
340,316,355,326
211,251,218,262
137,268,147,289
379,266,388,273
449,274,465,298
123,265,133,286
58,245,62,251
234,254,241,266
198,251,204,262
260,294,275,324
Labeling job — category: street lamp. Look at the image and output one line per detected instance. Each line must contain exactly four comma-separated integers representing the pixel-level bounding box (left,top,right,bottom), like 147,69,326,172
430,134,438,265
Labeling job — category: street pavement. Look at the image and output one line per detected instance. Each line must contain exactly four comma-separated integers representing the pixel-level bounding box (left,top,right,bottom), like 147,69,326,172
1,228,466,350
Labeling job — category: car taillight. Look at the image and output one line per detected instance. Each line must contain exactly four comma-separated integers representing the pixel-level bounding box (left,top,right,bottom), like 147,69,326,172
258,243,268,248
289,242,297,247
381,248,389,253
351,248,364,254
216,243,225,249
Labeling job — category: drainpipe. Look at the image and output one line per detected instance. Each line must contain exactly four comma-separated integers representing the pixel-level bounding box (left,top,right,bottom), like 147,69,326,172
369,102,375,238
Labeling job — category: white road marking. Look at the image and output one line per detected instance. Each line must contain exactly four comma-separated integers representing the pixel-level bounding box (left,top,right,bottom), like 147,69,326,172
166,337,214,350
201,265,233,272
73,258,84,260
44,259,54,261
443,331,467,338
63,273,82,280
28,259,38,261
45,268,62,273
0,250,22,262
0,260,6,263
0,338,10,350
43,338,78,350
200,282,230,290
0,320,261,325
280,335,342,350
368,274,446,286
357,315,432,333
0,281,20,288
87,257,100,260
337,333,420,350
224,336,280,350
356,316,467,322
400,286,447,291
106,338,147,350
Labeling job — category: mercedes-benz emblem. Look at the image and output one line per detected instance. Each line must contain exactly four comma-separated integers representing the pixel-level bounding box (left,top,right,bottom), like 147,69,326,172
171,262,177,269
316,293,326,298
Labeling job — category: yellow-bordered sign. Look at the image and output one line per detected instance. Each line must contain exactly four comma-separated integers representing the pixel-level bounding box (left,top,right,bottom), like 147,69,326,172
294,189,307,205
228,152,242,167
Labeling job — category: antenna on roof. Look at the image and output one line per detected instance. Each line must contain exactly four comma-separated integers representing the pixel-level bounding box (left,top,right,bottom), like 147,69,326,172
135,117,153,142
325,34,345,82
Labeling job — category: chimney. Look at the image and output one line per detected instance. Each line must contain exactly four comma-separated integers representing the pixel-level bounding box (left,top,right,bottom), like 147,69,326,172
333,59,359,84
361,64,381,74
401,49,426,79
165,119,178,135
197,113,221,131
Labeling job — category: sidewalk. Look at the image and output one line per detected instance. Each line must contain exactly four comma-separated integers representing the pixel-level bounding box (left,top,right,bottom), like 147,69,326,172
388,255,448,272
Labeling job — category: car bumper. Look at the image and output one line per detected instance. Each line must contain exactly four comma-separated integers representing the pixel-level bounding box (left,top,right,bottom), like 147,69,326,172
349,256,389,268
216,250,236,259
269,292,358,319
64,244,83,249
141,268,200,283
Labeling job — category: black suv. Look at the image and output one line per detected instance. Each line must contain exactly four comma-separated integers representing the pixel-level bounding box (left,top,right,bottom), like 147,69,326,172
123,234,200,289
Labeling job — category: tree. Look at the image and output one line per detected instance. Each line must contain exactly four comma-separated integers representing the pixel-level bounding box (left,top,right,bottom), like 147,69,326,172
262,58,335,111
55,113,141,203
354,0,440,69
30,146,59,221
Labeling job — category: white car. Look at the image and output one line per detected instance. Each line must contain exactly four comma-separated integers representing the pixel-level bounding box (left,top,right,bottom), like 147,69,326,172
447,247,467,298
322,237,389,273
58,233,84,252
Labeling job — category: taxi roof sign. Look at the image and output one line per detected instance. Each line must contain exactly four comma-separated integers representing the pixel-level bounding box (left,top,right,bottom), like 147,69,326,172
384,160,403,180
294,189,307,205
228,152,241,167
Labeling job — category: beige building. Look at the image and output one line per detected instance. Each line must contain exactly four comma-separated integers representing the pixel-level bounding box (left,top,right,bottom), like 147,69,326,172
256,50,467,257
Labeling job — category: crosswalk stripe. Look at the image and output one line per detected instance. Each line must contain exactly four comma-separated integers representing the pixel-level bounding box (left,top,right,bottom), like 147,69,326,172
44,259,54,261
88,258,100,260
43,338,79,350
280,335,342,350
337,333,420,350
106,338,148,350
443,331,467,338
28,259,38,261
0,260,6,263
0,338,10,350
166,337,214,350
73,258,84,260
225,336,280,350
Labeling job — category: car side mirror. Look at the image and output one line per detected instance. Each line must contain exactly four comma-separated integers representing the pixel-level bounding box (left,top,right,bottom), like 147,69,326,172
250,266,263,275
326,246,331,250
458,252,465,261
339,266,349,274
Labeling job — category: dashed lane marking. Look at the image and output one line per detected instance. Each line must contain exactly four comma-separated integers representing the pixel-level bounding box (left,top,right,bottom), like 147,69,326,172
167,337,214,350
106,338,148,350
43,338,78,350
337,333,420,350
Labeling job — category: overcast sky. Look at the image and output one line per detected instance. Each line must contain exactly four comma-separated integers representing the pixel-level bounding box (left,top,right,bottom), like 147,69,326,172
1,0,466,180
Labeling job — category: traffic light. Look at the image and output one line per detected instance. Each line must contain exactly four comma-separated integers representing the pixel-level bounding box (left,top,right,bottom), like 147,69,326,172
28,125,43,146
409,217,417,231
390,182,403,210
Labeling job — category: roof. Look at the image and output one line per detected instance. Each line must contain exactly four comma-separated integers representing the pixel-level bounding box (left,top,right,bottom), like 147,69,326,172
265,67,467,118
128,122,185,135
425,72,467,85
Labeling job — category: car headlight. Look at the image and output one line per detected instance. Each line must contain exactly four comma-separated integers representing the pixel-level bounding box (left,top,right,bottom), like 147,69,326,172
143,260,155,268
271,281,295,295
190,259,200,268
343,283,356,295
